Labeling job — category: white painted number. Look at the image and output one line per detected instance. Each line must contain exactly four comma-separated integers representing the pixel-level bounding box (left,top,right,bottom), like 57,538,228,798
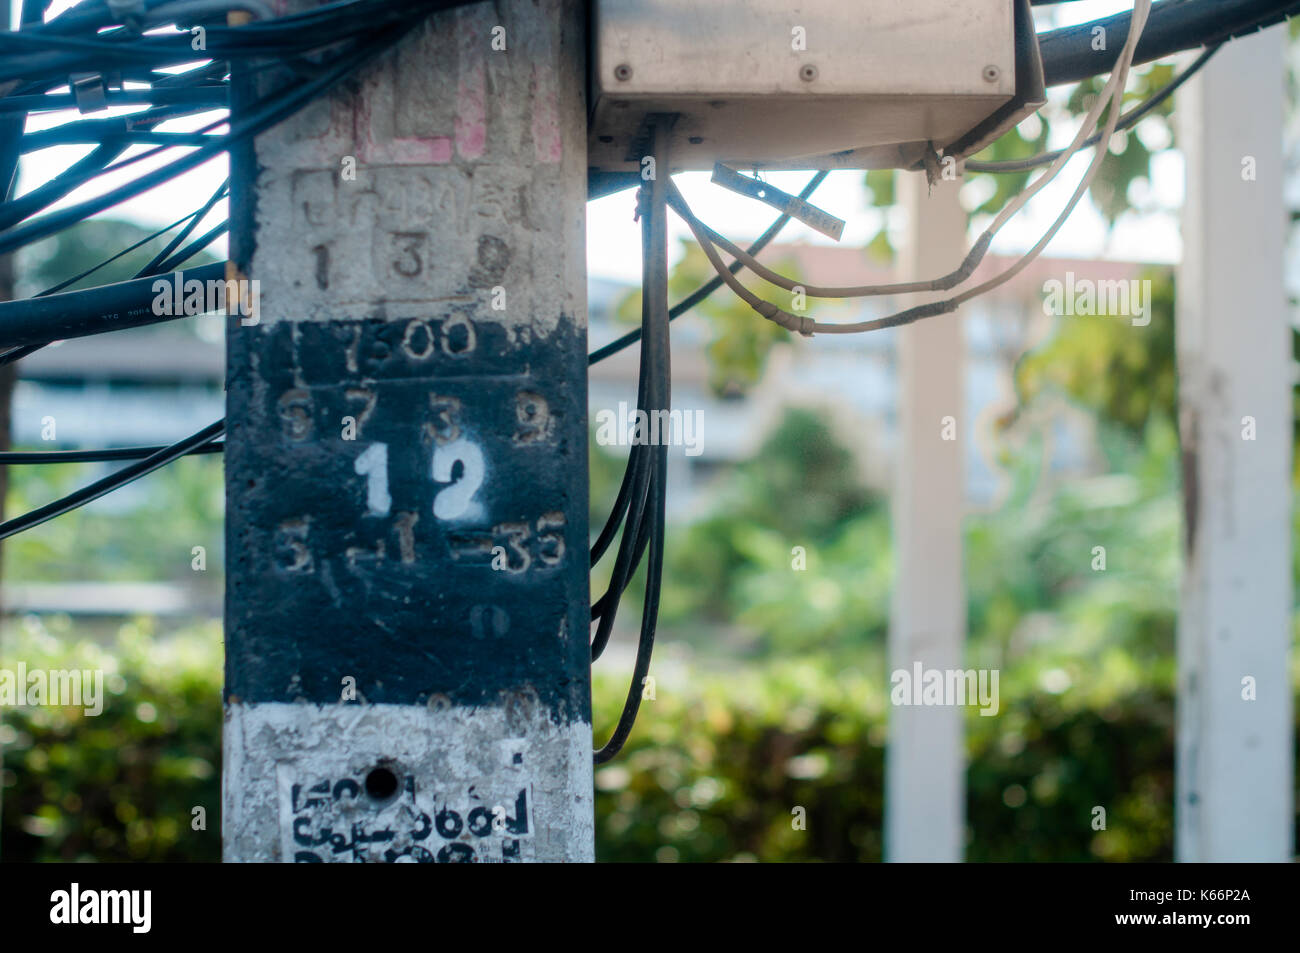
352,434,486,522
354,442,392,516
431,436,485,521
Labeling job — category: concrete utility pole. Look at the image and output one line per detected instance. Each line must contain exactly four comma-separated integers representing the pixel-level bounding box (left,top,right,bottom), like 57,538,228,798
886,171,967,863
1175,30,1293,862
223,0,594,862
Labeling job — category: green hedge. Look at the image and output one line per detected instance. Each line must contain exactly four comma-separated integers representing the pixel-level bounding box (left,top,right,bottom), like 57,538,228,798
6,620,1273,863
0,618,221,862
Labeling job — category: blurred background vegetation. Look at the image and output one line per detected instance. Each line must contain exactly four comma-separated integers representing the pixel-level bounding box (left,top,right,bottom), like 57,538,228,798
5,267,1298,861
3,44,1300,862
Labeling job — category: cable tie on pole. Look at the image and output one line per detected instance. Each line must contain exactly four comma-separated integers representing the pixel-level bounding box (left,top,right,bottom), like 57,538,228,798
70,73,109,114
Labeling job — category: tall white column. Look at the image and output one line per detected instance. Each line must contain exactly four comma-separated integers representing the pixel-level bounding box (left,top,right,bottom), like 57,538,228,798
1175,28,1293,862
886,171,967,862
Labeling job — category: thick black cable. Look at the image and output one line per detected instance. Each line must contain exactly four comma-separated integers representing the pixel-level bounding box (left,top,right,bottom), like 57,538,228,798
157,220,228,272
0,201,230,366
0,261,226,349
0,141,126,232
589,286,655,658
0,14,416,256
0,442,224,464
141,178,228,275
0,344,42,368
0,419,225,541
590,354,652,568
1038,0,1298,87
588,192,666,614
0,87,229,113
594,121,672,764
590,435,641,566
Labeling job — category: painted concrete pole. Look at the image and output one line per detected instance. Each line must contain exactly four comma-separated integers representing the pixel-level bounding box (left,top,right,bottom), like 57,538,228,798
1175,29,1293,862
223,0,594,862
886,171,968,862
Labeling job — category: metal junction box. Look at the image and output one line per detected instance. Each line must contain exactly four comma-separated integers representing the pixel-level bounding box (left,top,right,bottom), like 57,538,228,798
589,0,1044,172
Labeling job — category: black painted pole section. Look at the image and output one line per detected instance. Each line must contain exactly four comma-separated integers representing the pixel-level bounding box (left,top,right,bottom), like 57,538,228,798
222,0,593,862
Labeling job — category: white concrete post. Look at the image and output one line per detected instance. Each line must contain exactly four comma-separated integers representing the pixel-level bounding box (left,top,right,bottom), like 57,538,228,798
886,171,968,862
1175,28,1293,862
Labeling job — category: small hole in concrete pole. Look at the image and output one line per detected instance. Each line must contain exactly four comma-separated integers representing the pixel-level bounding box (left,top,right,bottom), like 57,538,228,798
365,766,399,801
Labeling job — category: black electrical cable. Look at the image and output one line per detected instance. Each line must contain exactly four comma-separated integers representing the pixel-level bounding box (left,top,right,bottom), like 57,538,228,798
0,261,226,349
0,15,412,256
37,196,222,297
0,193,230,367
141,178,228,275
0,0,481,82
0,0,493,540
593,121,673,765
0,141,127,232
0,418,225,541
590,357,653,568
20,129,221,150
0,344,42,368
588,170,830,365
0,87,229,113
589,292,656,657
0,442,224,464
0,11,405,80
1038,0,1299,87
966,43,1219,173
156,220,228,272
2,7,425,243
3,106,213,236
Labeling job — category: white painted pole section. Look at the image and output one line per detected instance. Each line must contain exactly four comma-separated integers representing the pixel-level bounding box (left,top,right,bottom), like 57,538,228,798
886,172,967,862
1175,29,1293,862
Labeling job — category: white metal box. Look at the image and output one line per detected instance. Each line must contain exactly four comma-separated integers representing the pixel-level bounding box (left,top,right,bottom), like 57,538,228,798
589,0,1037,172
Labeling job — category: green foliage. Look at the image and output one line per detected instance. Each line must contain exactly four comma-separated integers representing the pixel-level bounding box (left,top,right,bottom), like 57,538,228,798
3,454,224,589
1013,267,1176,438
17,218,220,300
964,671,1177,862
959,114,1052,218
2,621,1234,864
593,663,887,862
590,645,1259,863
964,422,1183,670
660,408,890,653
1060,62,1177,224
0,617,222,862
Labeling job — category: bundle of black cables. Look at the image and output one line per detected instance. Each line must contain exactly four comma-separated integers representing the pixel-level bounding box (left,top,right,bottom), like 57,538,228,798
590,119,672,764
0,0,482,540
